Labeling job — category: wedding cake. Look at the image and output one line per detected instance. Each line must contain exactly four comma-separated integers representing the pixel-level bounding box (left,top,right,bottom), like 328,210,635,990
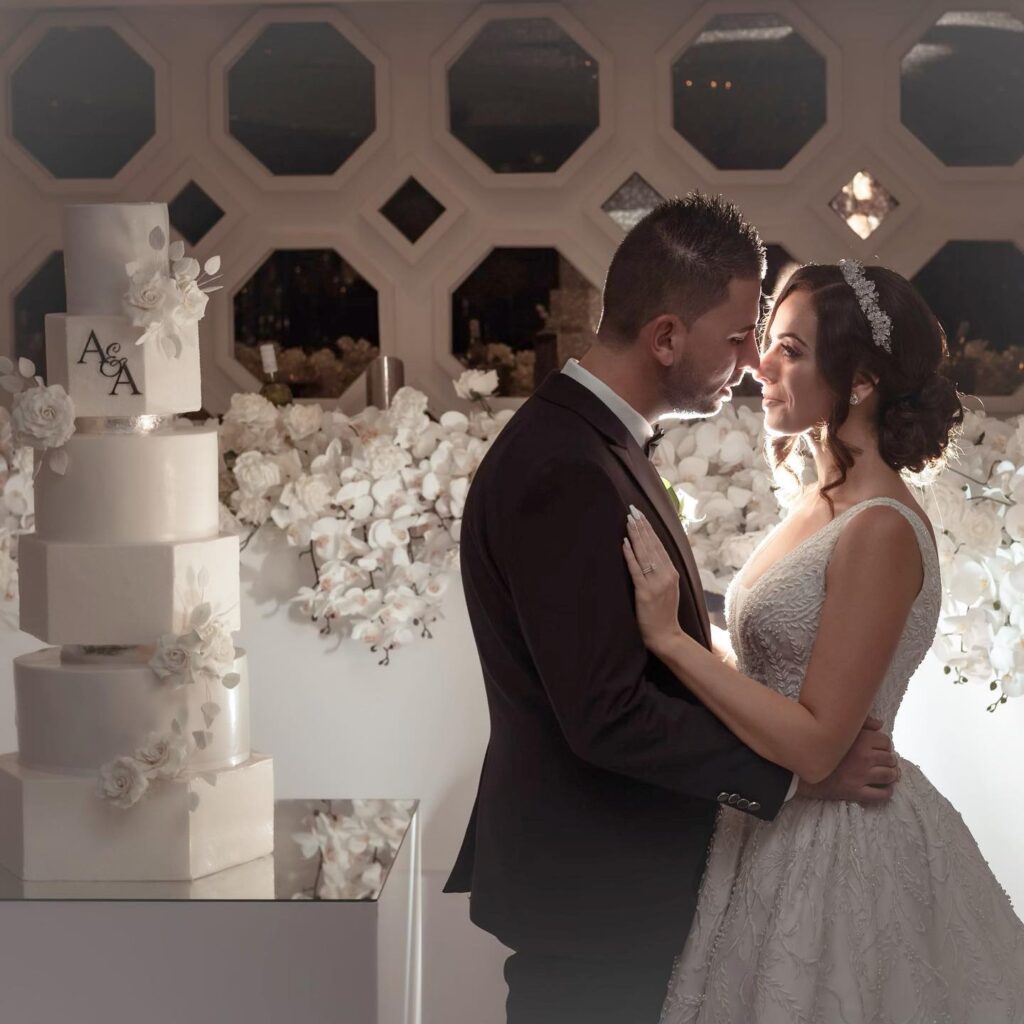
0,203,274,882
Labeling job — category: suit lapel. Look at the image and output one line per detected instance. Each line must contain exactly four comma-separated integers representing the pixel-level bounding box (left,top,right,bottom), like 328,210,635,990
534,371,712,648
611,442,712,647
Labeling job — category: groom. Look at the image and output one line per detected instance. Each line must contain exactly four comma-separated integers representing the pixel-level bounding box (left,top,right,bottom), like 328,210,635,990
444,194,899,1023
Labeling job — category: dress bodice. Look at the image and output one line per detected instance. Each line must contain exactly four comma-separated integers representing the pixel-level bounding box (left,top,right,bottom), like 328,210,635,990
724,497,942,734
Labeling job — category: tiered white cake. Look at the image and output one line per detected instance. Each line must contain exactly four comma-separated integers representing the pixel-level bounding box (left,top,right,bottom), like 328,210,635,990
0,203,274,882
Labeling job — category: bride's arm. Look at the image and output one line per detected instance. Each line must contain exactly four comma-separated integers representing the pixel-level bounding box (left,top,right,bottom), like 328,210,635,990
624,507,922,784
709,623,737,669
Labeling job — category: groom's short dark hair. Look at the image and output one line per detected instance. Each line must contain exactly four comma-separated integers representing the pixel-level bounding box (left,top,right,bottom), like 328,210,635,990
598,192,765,345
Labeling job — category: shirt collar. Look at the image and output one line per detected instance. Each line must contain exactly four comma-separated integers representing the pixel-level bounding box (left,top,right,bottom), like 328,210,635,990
561,358,654,449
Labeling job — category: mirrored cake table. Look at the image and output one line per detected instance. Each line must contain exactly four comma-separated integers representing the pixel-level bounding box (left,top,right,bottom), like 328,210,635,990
0,799,421,1024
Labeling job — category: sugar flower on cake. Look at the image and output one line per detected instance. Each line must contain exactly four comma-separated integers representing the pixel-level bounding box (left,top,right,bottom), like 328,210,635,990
97,755,150,809
124,239,221,359
133,731,191,780
0,357,76,475
150,603,238,690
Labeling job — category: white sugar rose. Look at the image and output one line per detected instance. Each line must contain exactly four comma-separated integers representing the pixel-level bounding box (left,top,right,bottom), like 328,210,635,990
97,756,149,809
171,256,201,287
454,369,498,401
173,280,209,325
233,450,283,498
12,385,75,450
282,402,324,442
149,636,192,686
125,268,171,313
133,732,189,780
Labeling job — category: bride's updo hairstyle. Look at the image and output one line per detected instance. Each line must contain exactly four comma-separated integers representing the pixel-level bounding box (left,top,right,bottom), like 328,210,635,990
764,264,964,510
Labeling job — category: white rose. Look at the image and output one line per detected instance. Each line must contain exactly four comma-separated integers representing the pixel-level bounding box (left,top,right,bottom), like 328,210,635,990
386,388,430,430
927,477,967,533
288,474,334,519
221,393,283,453
97,756,149,809
133,732,189,780
232,451,283,497
1004,503,1024,544
454,369,498,401
3,472,33,519
125,268,171,313
362,437,412,480
282,403,324,442
719,533,761,570
12,385,76,449
172,280,209,326
231,492,272,526
960,507,1003,554
171,256,201,287
149,636,192,686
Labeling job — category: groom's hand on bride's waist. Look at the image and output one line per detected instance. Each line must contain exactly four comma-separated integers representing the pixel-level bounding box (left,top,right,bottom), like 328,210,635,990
795,716,901,804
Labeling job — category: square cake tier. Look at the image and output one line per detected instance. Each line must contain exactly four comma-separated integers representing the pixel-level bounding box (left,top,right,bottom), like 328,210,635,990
45,314,201,417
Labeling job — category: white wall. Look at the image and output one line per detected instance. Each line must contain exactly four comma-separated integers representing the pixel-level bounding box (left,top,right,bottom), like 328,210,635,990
0,525,1020,913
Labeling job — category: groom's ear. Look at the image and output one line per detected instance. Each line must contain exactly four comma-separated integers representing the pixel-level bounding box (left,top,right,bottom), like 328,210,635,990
647,314,684,367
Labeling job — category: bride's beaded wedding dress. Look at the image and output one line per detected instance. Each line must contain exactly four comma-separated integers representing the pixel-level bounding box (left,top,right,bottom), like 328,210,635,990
661,497,1024,1024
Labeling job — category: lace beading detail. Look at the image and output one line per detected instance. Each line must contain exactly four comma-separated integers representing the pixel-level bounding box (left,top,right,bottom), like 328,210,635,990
660,498,1024,1024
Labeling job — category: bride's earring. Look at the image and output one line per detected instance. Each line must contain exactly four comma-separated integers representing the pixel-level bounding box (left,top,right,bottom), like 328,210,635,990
850,393,860,406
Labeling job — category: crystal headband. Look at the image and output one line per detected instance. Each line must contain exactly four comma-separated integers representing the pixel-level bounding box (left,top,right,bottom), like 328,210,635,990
838,259,893,354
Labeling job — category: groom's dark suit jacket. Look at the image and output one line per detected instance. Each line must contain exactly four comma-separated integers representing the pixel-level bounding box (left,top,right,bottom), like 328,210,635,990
445,371,791,959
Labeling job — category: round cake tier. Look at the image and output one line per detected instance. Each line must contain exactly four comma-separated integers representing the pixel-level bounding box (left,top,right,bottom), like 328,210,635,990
35,425,219,544
14,646,251,775
64,203,169,318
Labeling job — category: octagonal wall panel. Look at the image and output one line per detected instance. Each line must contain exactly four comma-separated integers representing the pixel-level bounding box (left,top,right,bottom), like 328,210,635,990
655,1,841,182
431,4,614,188
901,10,1024,169
912,240,1024,398
209,7,390,191
438,236,604,399
207,223,395,405
233,248,380,401
0,12,170,193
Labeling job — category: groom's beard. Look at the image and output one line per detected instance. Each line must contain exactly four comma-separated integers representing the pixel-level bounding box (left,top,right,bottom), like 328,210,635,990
660,351,736,419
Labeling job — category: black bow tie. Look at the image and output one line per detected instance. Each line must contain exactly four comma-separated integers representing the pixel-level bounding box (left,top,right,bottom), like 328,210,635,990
643,425,665,458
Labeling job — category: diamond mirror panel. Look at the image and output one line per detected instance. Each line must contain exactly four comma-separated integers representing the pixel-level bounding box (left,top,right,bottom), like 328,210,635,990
233,249,379,398
601,173,664,231
228,22,375,176
452,247,600,396
671,14,826,169
168,181,225,246
379,178,446,244
829,170,900,240
901,11,1024,167
448,18,599,173
11,27,155,179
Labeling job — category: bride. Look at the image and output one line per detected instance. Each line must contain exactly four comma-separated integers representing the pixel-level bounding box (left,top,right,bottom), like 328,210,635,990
624,261,1024,1023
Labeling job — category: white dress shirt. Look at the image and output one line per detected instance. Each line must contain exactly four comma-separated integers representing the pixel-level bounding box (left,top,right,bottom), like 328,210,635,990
560,358,800,803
